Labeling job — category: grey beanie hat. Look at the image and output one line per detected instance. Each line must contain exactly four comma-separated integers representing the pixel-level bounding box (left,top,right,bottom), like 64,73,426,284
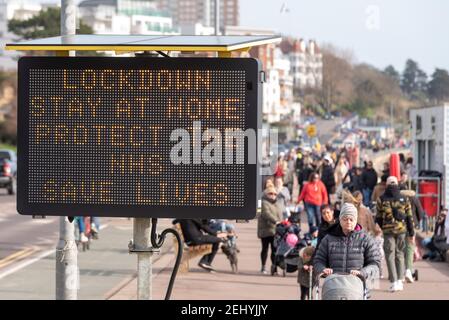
339,203,358,221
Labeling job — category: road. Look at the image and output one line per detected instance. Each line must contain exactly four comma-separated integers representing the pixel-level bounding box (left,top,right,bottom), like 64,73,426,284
0,190,175,299
315,117,342,143
0,190,59,262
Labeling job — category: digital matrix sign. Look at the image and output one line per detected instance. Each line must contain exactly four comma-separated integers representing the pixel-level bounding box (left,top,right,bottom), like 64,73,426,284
18,57,261,219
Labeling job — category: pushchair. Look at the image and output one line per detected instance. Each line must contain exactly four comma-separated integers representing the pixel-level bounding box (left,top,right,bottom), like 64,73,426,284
315,272,367,300
272,220,302,277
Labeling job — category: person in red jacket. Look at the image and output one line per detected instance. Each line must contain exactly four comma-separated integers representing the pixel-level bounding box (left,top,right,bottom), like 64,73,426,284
297,172,329,231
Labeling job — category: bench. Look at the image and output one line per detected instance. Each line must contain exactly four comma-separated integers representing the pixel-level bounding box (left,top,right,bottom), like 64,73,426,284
172,223,212,273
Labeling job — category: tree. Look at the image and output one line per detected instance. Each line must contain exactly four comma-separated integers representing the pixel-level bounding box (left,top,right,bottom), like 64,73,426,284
0,76,18,145
318,47,354,112
383,65,400,85
350,64,403,119
8,7,93,39
428,68,449,103
401,59,428,100
0,99,17,145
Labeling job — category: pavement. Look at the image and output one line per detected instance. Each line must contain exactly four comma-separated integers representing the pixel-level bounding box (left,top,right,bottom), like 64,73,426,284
109,217,449,300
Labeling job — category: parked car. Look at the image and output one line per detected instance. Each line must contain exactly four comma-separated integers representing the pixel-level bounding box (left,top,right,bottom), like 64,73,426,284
0,149,17,195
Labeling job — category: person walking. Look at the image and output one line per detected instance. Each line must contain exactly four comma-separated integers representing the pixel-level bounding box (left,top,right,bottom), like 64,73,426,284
349,167,364,193
297,172,328,231
361,161,378,207
372,174,388,203
343,190,376,235
334,157,349,192
300,156,315,188
258,185,283,274
399,179,425,282
320,155,336,204
313,203,380,280
316,205,337,249
275,176,291,220
297,246,316,300
375,176,415,292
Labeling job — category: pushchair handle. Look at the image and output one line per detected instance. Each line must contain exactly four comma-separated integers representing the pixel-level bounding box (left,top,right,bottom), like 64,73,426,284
318,271,366,283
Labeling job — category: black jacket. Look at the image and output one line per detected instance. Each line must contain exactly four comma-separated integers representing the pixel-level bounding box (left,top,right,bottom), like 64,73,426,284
313,223,380,280
321,165,336,190
350,175,364,192
177,219,217,244
301,166,315,185
362,168,378,190
317,220,337,249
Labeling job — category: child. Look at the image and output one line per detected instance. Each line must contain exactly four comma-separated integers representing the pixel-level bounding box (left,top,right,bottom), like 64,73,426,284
297,246,316,300
209,219,238,248
301,226,319,248
373,223,385,278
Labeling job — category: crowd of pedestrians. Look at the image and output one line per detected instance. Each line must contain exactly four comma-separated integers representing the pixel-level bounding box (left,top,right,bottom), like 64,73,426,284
258,146,448,298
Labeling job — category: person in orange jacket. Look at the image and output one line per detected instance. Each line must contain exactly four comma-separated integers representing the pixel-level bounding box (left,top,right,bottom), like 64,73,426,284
297,172,329,231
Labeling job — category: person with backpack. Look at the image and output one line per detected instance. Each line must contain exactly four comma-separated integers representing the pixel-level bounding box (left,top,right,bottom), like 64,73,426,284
375,176,415,293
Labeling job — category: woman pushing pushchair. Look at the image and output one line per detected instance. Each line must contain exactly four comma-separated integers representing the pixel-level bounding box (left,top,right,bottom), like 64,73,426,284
313,203,381,299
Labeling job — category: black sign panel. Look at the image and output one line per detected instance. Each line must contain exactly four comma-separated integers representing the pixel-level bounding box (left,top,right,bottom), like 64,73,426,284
18,57,261,219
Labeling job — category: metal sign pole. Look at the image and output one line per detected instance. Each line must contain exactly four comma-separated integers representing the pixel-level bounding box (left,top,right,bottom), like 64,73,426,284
131,218,154,300
56,0,78,300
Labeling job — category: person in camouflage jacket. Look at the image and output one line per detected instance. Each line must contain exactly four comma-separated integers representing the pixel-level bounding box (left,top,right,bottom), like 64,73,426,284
375,176,414,292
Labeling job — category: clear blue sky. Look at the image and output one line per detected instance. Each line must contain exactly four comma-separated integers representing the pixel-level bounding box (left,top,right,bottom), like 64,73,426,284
240,0,449,76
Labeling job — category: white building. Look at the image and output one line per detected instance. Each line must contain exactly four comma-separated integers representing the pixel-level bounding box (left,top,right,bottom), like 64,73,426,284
223,27,296,124
274,48,293,120
179,22,214,35
280,38,323,89
263,68,281,123
78,0,178,35
130,14,174,34
260,51,295,124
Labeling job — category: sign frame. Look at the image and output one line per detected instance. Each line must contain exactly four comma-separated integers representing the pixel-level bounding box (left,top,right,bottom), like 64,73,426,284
17,57,261,219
